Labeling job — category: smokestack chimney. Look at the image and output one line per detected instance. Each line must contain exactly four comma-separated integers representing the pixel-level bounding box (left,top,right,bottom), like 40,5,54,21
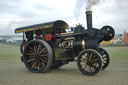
86,11,92,29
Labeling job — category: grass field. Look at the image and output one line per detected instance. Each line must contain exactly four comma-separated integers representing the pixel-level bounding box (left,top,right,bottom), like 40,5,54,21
0,43,128,85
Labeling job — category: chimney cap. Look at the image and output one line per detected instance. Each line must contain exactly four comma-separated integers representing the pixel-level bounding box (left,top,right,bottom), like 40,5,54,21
86,11,92,14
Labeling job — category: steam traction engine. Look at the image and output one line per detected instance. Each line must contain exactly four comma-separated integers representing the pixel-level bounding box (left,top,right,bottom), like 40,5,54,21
15,11,115,76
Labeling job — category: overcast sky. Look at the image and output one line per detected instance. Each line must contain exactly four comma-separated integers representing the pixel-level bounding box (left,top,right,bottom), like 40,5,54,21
0,0,128,35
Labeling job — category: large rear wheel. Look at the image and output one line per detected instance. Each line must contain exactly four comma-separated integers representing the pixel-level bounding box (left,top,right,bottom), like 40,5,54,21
20,40,27,55
23,39,53,73
77,49,103,76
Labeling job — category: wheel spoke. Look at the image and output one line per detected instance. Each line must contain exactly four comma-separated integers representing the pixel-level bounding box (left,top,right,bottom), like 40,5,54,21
40,54,48,57
27,53,35,56
103,58,107,61
85,65,89,72
27,58,35,63
89,53,93,61
28,56,34,60
83,64,87,69
102,56,107,58
39,48,46,54
87,53,91,60
89,66,93,72
29,47,34,52
39,55,48,60
37,44,41,53
91,54,96,60
40,57,47,63
42,57,48,60
91,58,98,63
92,64,98,71
80,61,87,66
103,60,107,63
102,54,107,58
37,62,40,70
28,49,35,54
81,58,87,61
102,57,107,60
32,62,37,68
33,44,37,53
91,66,96,72
41,62,46,67
34,64,38,69
93,62,99,68
84,65,88,71
82,54,87,59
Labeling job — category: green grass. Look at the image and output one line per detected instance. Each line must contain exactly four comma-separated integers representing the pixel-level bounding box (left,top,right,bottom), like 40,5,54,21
101,46,128,64
0,43,20,62
106,47,128,57
0,43,128,85
0,43,128,63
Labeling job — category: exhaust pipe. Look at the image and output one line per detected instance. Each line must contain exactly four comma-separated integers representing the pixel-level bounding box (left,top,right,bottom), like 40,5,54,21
86,11,92,29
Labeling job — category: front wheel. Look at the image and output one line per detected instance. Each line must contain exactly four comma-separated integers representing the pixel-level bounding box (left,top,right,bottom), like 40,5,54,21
77,49,103,76
99,48,110,70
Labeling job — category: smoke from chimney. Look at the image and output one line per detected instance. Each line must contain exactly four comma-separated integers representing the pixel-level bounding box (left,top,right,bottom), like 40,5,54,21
86,0,101,11
74,0,86,22
74,0,102,21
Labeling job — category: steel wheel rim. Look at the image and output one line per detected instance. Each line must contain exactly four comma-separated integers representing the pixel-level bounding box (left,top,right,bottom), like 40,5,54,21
99,48,110,69
101,51,108,68
80,52,100,73
77,49,102,76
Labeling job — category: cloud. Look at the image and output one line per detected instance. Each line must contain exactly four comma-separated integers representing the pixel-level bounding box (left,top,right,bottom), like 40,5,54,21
0,0,76,35
0,0,128,35
93,0,128,34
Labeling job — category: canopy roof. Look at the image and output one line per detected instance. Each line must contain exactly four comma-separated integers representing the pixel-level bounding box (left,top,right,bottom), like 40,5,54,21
15,20,69,33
